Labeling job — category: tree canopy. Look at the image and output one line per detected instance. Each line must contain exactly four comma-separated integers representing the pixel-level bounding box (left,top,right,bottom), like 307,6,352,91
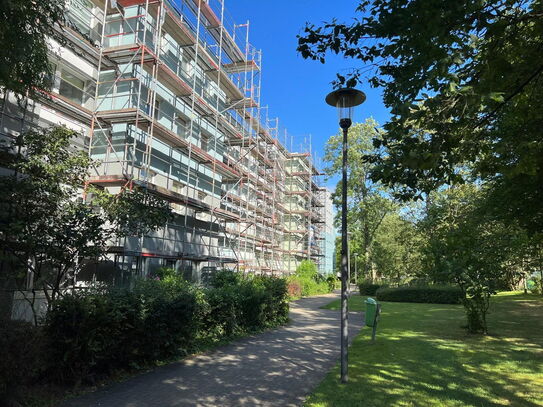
0,126,172,322
0,0,66,96
298,0,543,233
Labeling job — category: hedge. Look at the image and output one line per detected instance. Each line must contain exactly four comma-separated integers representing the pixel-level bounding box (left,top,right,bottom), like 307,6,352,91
44,282,200,384
358,281,385,296
375,286,463,304
41,272,289,386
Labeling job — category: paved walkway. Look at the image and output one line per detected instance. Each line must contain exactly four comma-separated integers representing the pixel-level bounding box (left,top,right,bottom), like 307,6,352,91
62,292,364,407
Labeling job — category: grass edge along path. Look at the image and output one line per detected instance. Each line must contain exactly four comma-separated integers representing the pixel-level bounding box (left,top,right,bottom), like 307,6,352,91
305,292,543,407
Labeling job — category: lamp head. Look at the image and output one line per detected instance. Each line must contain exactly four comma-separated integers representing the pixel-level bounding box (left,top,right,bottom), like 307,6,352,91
325,88,366,128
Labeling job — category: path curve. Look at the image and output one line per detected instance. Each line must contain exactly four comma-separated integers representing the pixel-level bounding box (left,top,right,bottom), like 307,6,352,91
62,292,364,407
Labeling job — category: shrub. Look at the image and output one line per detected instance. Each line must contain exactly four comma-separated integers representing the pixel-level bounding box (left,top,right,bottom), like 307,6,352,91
358,281,384,296
528,276,542,295
44,292,119,384
326,275,337,291
287,280,302,298
287,260,332,298
40,271,289,386
208,269,243,288
375,286,463,304
44,278,200,384
203,284,243,338
202,273,289,338
0,320,44,404
258,276,289,325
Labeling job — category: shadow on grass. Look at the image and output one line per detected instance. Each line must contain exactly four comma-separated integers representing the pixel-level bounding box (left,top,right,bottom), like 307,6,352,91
307,293,543,407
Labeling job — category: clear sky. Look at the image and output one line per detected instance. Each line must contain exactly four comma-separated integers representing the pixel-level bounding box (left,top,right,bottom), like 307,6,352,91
225,0,391,186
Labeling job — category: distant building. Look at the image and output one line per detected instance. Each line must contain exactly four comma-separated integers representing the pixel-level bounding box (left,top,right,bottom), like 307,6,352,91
323,188,335,274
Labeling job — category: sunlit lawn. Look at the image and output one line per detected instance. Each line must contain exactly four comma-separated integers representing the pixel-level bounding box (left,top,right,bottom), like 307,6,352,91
305,292,543,407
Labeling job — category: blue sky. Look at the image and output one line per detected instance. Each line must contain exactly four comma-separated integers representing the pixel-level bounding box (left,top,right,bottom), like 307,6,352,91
226,1,391,186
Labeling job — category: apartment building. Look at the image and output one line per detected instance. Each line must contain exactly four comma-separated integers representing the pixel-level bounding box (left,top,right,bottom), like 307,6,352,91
323,188,335,274
0,0,327,282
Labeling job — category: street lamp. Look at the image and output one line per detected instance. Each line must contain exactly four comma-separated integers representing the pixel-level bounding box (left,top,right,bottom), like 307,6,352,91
326,87,366,384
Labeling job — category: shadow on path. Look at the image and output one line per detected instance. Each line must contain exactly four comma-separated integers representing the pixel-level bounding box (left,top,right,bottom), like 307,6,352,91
62,292,364,407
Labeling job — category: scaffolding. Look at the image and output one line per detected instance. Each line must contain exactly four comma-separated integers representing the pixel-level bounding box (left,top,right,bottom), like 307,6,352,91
0,0,329,279
283,147,325,274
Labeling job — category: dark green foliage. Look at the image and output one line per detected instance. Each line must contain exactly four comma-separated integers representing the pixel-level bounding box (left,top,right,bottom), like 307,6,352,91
326,275,337,291
0,0,65,96
45,292,122,383
202,273,289,339
42,273,288,385
299,1,543,232
203,283,243,337
358,281,384,296
376,286,463,304
44,281,199,384
208,269,243,288
0,320,44,403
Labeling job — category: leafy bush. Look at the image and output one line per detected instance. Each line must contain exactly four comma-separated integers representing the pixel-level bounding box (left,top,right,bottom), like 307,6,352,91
203,283,243,338
44,278,200,384
0,320,44,404
258,276,289,326
528,276,542,295
359,281,384,295
287,260,332,298
375,286,463,304
208,269,243,288
326,275,337,291
43,271,289,385
287,280,302,298
202,273,289,339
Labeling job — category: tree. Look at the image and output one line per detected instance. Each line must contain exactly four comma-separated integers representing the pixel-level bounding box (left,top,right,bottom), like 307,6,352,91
0,126,172,323
371,212,422,285
324,119,396,279
298,0,543,233
0,0,66,97
418,184,533,333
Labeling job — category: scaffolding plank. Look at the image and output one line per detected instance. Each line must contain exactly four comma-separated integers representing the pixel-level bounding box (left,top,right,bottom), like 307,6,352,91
223,60,260,73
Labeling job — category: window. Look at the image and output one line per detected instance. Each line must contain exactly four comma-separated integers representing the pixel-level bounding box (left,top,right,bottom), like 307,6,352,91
67,0,93,36
201,134,209,151
47,63,57,89
154,99,161,121
59,70,85,105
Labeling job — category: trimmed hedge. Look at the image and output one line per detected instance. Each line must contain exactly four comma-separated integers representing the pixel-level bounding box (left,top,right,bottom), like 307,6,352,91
42,272,289,385
375,286,463,304
44,283,200,384
358,282,384,296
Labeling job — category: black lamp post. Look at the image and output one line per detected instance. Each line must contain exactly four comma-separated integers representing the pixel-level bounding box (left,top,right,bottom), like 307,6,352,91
325,87,366,383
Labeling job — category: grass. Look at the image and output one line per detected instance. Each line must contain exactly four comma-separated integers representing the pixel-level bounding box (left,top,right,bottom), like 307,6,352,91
305,292,543,407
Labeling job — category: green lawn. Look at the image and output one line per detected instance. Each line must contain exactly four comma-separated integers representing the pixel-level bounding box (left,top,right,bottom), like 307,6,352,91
305,292,543,407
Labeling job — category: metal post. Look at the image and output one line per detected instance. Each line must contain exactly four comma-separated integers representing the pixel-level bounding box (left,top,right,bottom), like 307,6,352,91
355,255,358,286
340,120,350,383
347,234,351,290
325,87,365,385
